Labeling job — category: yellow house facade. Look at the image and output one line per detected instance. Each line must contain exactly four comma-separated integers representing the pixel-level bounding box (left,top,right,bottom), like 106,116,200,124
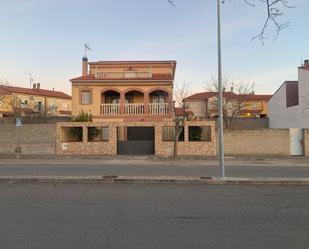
0,84,71,117
71,59,176,121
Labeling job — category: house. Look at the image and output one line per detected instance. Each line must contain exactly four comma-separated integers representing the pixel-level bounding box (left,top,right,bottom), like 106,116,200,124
56,57,217,156
0,84,71,117
184,91,272,119
70,59,175,121
268,60,309,128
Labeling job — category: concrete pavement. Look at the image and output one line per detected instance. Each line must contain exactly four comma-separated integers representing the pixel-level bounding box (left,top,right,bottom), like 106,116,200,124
1,183,308,249
0,157,309,185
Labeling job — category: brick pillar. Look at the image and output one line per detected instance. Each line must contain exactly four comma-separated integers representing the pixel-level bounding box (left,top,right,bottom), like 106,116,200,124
120,92,125,114
144,93,149,114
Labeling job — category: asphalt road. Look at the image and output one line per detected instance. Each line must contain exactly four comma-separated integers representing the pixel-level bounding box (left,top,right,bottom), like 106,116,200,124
0,158,309,178
0,183,308,249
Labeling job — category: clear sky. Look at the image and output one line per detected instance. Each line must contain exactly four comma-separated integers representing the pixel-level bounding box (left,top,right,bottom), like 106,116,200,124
0,0,308,95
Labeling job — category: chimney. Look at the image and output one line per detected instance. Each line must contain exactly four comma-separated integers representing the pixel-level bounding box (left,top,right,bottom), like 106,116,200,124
33,83,36,90
37,83,40,89
82,56,88,77
304,59,309,68
230,86,234,93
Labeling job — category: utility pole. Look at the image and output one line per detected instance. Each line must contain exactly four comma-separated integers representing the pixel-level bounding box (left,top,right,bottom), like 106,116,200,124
217,0,225,178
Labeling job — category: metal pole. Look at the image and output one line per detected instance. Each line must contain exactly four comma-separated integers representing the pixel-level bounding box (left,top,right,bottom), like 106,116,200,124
217,0,225,178
16,126,20,159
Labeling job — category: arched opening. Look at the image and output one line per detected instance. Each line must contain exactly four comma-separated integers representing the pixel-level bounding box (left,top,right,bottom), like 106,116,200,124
149,90,169,115
124,90,145,114
149,90,168,104
101,90,120,104
125,90,144,104
101,90,120,115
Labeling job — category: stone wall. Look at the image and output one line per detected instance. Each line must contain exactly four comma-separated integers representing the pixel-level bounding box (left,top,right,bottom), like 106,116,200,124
224,129,290,156
304,129,309,156
56,120,217,156
56,122,117,155
0,124,56,154
185,100,207,118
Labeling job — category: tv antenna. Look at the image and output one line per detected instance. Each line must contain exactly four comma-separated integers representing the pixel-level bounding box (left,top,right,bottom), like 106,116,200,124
25,73,34,88
84,43,92,58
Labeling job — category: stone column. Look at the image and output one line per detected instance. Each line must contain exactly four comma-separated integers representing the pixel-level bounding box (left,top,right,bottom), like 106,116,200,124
144,93,149,114
120,92,125,114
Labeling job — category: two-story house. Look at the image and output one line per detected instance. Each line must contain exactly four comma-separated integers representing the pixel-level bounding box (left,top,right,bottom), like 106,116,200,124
0,84,71,117
70,59,175,121
184,91,271,119
56,57,217,156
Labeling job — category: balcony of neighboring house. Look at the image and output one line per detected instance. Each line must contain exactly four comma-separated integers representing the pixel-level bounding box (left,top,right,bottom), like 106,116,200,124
100,89,171,116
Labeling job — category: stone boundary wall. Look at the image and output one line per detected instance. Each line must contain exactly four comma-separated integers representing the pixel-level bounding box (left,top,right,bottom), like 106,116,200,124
0,124,56,154
304,129,309,156
56,120,217,156
224,129,290,156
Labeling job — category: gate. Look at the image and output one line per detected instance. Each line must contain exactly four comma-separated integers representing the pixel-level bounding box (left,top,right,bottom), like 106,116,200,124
117,127,154,155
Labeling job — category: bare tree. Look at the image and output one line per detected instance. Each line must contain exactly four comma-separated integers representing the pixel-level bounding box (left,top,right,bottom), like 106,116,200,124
169,0,295,44
206,78,253,128
10,95,23,117
172,81,191,157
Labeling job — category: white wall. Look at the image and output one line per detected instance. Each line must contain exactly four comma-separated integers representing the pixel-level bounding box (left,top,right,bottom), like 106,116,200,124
269,68,309,128
298,68,309,125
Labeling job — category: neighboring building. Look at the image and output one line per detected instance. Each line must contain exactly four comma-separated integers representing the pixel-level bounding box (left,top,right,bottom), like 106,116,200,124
269,60,309,128
0,84,71,117
56,57,217,156
184,91,272,118
70,59,176,121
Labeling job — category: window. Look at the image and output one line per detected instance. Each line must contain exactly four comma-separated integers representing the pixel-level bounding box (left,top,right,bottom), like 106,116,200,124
189,126,211,142
81,90,91,105
162,126,184,142
61,127,83,142
37,101,42,111
88,127,109,142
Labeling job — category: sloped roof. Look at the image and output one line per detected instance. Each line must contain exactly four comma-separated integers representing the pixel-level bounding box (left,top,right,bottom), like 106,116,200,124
174,107,193,116
88,60,177,65
184,91,272,102
0,85,71,99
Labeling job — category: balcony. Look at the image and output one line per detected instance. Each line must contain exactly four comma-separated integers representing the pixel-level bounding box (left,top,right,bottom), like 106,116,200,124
149,103,169,115
96,72,152,80
100,103,170,116
100,104,120,115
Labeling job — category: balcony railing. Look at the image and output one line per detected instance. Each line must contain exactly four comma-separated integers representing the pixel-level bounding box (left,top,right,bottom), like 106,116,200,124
125,104,144,115
100,103,170,116
100,104,120,115
149,103,169,115
96,72,152,79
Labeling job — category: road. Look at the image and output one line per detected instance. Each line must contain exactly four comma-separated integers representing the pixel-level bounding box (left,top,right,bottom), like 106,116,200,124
0,183,308,249
0,158,309,178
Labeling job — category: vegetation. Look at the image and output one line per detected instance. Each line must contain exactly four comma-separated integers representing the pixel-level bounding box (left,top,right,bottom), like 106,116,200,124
70,110,99,141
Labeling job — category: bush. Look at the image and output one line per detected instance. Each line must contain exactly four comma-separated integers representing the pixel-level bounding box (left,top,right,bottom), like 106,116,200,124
70,110,94,141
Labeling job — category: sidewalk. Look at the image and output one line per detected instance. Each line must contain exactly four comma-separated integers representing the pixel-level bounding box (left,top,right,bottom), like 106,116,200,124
1,153,309,163
1,175,309,186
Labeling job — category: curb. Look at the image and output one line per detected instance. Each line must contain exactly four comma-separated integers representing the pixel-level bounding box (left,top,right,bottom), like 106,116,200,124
1,176,309,186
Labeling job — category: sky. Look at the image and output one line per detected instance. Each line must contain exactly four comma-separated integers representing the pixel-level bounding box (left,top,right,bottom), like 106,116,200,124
0,0,308,95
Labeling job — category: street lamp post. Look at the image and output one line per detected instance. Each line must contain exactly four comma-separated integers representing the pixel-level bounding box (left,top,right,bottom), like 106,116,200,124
217,0,225,178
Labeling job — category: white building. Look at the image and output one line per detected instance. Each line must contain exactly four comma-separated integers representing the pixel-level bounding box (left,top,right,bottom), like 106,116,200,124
269,60,309,128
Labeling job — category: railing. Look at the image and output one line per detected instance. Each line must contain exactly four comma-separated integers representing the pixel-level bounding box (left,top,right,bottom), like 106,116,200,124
125,104,144,115
100,103,170,115
149,103,170,115
96,71,152,79
100,104,120,115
